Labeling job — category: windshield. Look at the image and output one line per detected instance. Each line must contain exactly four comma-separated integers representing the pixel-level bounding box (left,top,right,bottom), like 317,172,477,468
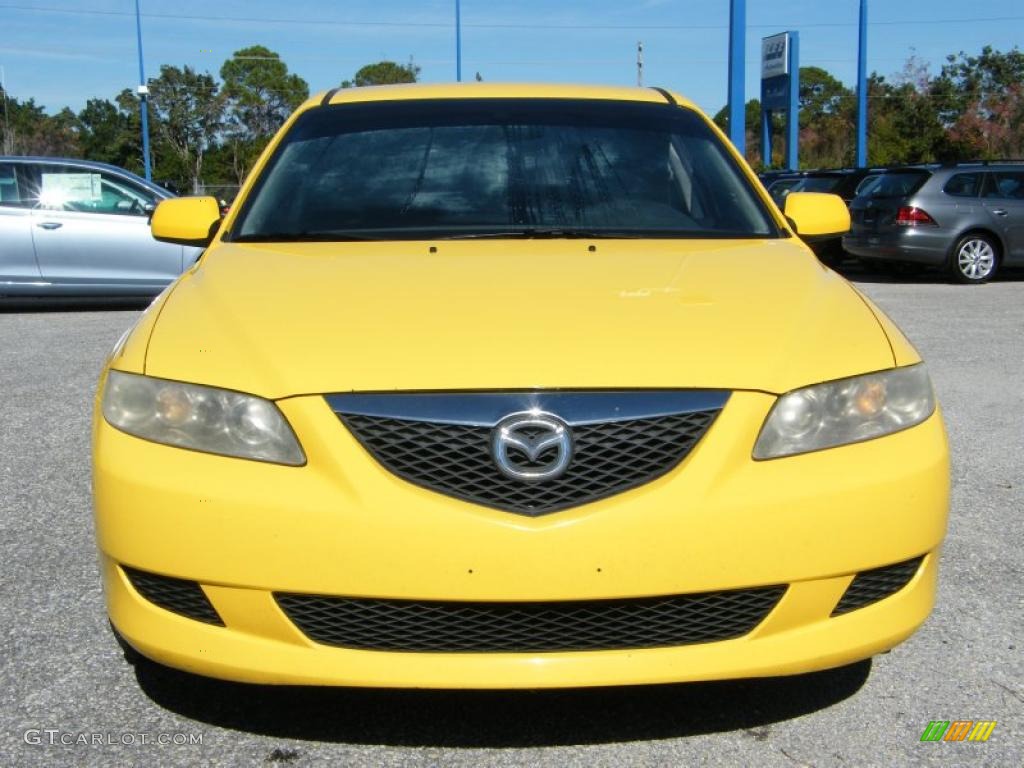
231,98,778,241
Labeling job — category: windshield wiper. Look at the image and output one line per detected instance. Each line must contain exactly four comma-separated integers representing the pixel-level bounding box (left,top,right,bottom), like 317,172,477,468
440,227,648,240
231,231,384,242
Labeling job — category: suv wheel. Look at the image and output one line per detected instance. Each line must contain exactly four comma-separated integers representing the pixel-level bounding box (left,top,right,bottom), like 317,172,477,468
950,234,999,284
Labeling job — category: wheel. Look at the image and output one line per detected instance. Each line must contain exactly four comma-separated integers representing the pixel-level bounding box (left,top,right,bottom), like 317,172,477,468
949,234,999,284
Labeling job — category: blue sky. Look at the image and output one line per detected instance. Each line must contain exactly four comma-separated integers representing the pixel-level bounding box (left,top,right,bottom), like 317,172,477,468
2,0,1022,116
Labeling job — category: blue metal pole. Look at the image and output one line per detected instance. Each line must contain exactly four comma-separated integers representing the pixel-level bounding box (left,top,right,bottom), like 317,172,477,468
134,0,151,181
727,0,746,155
856,0,868,167
786,31,799,170
455,0,462,82
761,107,771,168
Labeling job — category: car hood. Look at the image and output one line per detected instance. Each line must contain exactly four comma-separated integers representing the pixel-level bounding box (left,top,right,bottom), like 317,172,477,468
143,239,895,399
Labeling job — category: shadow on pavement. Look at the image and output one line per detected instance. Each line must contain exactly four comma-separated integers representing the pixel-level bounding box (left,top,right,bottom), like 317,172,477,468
134,657,872,747
0,297,150,313
834,261,1024,285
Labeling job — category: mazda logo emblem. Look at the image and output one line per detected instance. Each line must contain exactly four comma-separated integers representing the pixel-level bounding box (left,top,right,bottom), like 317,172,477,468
491,412,573,483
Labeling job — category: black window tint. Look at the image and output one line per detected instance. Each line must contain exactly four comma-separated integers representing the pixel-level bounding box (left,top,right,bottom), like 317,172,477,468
791,176,841,193
233,99,778,241
984,171,1024,200
943,173,982,198
868,171,930,198
854,175,880,196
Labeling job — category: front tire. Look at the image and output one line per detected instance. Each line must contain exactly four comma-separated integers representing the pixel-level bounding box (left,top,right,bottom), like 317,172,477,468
949,234,999,284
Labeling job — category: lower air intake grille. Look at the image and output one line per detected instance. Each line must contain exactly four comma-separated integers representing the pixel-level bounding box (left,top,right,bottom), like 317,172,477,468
275,586,786,653
831,557,924,616
123,566,223,626
340,410,719,516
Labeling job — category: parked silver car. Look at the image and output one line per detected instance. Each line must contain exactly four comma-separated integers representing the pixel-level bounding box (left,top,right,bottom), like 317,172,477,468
844,162,1024,283
0,157,202,297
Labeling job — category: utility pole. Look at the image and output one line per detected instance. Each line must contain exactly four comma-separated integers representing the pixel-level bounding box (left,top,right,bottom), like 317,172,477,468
134,0,152,181
1,66,11,155
856,0,868,167
455,0,462,82
636,41,643,87
727,0,746,155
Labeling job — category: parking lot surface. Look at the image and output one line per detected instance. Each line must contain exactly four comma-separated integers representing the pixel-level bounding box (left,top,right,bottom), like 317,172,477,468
1,272,1021,767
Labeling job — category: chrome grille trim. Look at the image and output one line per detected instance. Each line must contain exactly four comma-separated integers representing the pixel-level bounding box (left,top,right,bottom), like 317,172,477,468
329,391,727,516
325,390,730,427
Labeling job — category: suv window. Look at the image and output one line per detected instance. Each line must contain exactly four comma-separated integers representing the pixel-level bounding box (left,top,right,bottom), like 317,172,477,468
233,98,778,241
866,171,930,198
854,174,880,197
33,165,157,215
983,171,1024,200
0,163,31,208
943,173,982,198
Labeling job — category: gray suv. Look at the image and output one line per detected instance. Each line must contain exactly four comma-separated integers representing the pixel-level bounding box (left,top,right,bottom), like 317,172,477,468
843,163,1024,283
1,157,201,297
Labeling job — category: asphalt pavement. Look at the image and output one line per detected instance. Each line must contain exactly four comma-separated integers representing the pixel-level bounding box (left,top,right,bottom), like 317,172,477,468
1,270,1021,767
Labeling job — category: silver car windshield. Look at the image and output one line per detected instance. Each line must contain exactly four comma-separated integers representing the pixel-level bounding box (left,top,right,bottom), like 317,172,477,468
231,98,779,241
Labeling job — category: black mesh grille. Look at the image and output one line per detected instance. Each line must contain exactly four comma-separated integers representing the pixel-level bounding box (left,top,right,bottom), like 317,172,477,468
275,587,785,653
832,557,923,616
123,566,223,626
339,410,719,515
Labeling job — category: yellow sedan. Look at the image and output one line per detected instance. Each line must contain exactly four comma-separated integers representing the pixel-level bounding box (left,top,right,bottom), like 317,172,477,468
93,83,948,688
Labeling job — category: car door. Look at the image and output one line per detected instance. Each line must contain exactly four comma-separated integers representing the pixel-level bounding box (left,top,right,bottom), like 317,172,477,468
982,171,1024,264
0,161,42,290
27,163,184,292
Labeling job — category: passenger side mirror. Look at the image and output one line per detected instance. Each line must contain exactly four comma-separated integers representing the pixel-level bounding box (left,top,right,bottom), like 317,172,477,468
783,192,851,242
150,196,222,247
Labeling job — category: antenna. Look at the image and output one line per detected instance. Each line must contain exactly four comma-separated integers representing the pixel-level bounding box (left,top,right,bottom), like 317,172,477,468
637,41,643,87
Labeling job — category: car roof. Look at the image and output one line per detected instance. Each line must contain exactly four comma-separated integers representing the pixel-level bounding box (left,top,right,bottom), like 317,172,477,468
310,82,698,111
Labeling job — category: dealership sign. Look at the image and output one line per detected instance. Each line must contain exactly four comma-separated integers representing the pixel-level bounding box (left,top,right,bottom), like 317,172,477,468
761,32,790,79
760,31,799,169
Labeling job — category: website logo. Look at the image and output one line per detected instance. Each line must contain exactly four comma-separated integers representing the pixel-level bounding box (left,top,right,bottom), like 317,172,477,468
920,721,996,742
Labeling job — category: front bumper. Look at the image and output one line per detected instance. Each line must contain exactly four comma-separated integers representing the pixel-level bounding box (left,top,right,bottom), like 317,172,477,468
94,389,949,688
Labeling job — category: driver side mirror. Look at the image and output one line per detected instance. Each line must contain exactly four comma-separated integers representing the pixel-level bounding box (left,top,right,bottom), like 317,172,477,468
783,192,851,242
151,196,222,247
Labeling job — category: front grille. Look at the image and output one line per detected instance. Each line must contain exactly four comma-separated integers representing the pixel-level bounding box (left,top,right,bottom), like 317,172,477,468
831,557,924,616
122,566,223,626
275,587,785,653
339,410,719,515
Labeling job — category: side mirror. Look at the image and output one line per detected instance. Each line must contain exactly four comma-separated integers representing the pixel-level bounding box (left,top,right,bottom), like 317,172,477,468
784,192,851,242
151,196,222,247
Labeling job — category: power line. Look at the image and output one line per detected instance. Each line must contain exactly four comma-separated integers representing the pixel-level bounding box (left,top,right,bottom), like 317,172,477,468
1,3,1023,31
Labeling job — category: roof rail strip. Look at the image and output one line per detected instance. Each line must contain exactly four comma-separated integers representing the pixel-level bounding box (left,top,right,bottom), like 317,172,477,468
940,158,1024,167
320,87,341,107
649,87,677,105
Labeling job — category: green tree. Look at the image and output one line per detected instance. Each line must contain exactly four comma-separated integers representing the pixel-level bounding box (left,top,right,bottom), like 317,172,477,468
77,97,137,168
342,59,420,88
220,45,309,183
931,46,1024,158
713,99,773,167
0,92,80,156
798,66,852,127
147,65,225,193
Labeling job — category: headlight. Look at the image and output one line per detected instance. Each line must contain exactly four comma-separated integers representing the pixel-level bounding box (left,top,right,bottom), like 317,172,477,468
101,370,305,466
753,364,935,459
